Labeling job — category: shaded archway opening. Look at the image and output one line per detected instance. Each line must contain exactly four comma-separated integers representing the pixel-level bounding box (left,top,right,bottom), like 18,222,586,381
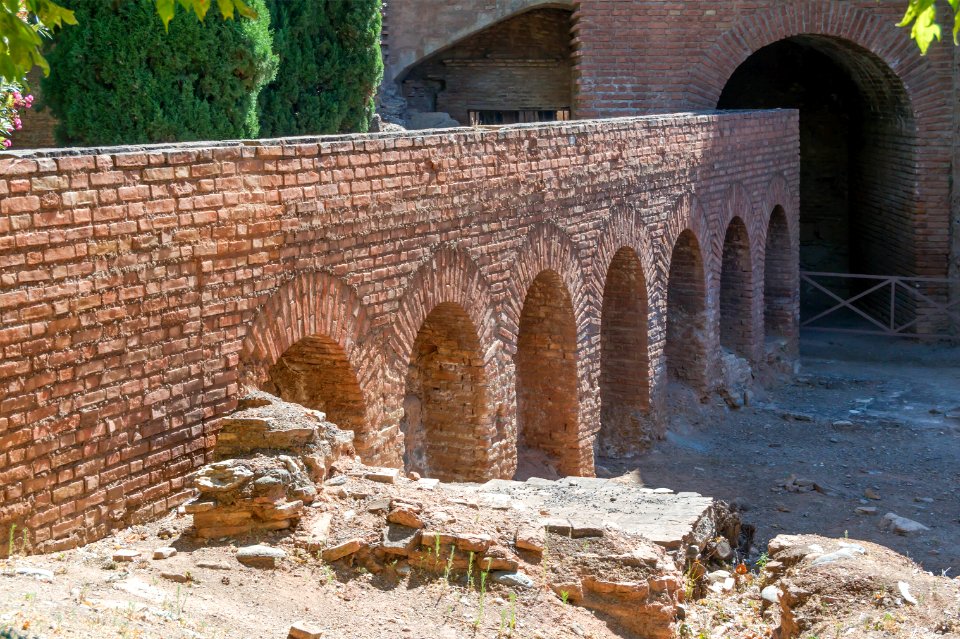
764,206,794,339
598,248,650,456
515,270,580,479
718,36,916,321
400,7,574,128
719,217,753,358
265,334,369,444
666,231,708,391
402,302,489,482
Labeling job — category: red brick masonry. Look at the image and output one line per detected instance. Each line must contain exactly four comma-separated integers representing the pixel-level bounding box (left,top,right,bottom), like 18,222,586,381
0,112,799,552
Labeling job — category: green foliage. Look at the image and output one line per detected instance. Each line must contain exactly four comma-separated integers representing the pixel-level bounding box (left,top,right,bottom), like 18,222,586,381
41,0,277,145
258,0,383,136
0,0,257,84
897,0,960,54
0,1,76,82
0,627,32,639
155,0,259,29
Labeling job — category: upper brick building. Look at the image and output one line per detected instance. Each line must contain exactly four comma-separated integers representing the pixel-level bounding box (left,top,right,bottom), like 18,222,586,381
381,0,958,306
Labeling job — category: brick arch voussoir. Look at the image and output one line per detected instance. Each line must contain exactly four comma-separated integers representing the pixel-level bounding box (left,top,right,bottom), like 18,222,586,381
592,202,656,303
237,271,385,456
688,0,933,123
239,271,377,393
503,221,592,354
714,183,757,276
389,244,500,384
759,174,798,250
661,192,712,292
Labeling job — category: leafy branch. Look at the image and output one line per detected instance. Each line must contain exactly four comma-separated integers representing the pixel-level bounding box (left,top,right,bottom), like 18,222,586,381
896,0,959,54
0,0,258,84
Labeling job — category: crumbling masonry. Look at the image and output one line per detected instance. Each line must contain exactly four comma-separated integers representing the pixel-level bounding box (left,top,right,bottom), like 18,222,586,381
0,111,798,551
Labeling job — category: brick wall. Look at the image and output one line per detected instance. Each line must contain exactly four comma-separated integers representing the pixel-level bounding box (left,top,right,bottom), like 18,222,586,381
384,0,956,312
571,0,955,301
0,111,799,553
402,8,573,125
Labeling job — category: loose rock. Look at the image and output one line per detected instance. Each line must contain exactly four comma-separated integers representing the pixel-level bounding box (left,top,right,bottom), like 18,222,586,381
152,547,177,560
236,544,286,569
491,571,535,589
113,549,141,562
289,621,323,639
14,566,54,581
364,467,400,484
880,513,929,536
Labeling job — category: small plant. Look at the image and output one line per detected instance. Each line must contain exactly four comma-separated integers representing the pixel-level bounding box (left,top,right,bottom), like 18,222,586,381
7,524,16,557
433,534,441,560
560,590,570,605
755,551,769,571
1,626,32,639
474,567,490,629
684,560,702,601
508,592,517,631
318,561,335,585
442,545,455,585
466,551,475,589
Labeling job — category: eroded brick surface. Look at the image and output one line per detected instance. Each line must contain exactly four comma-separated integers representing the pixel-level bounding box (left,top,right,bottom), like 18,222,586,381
0,112,799,553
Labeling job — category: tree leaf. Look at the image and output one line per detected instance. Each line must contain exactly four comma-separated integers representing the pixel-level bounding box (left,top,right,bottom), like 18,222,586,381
912,2,942,54
157,0,176,31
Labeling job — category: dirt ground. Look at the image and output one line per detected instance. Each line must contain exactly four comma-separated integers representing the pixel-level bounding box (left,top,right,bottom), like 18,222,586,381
601,331,960,576
2,331,958,639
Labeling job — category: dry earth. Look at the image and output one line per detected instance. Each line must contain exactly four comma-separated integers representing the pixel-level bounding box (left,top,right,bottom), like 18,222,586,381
602,332,960,576
1,332,958,639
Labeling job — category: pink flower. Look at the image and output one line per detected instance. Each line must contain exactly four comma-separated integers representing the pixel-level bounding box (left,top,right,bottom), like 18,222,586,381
2,139,11,148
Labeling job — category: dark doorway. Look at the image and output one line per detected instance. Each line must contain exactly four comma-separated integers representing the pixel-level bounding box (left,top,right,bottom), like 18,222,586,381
718,36,915,319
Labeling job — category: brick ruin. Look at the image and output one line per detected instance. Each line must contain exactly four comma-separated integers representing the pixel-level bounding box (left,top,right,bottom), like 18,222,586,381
0,111,798,551
382,0,958,318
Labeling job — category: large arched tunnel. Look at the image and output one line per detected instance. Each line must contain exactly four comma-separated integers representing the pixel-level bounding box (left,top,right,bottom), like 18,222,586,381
718,35,916,325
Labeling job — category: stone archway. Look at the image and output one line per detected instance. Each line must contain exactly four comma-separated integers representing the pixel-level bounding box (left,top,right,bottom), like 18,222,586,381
238,272,386,464
402,302,490,482
718,36,916,296
598,247,650,456
764,206,794,340
397,6,575,128
265,335,368,439
665,230,708,391
719,216,753,358
515,269,580,478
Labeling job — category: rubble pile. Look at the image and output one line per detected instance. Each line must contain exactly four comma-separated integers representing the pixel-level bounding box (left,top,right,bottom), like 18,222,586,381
180,392,740,637
759,534,960,638
184,392,355,538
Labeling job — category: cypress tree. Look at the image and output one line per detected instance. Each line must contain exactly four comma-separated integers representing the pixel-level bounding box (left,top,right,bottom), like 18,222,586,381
42,0,277,146
258,0,383,136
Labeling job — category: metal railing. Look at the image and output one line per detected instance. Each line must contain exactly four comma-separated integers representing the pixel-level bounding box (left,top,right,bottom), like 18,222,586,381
800,271,959,339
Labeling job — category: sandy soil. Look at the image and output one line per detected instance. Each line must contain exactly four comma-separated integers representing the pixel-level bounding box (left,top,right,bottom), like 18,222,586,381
600,332,960,575
0,511,623,639
2,331,958,639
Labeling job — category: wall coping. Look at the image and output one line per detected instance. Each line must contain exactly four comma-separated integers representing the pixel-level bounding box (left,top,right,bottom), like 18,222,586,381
0,110,797,160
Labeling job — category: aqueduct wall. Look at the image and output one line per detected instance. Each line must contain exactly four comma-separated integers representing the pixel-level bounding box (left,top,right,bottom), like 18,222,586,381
383,0,956,305
0,112,798,552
